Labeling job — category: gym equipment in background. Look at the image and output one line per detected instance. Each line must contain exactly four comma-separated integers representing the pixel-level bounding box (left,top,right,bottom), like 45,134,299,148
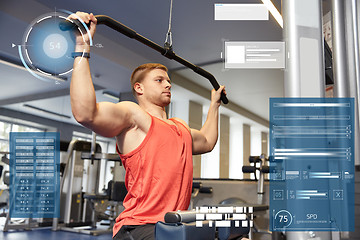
190,181,213,210
242,155,282,239
52,135,124,235
242,154,270,198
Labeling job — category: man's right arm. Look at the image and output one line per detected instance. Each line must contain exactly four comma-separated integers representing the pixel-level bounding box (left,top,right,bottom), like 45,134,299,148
70,12,135,138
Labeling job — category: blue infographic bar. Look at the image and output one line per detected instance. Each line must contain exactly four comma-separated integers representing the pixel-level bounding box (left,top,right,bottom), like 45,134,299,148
10,132,60,218
270,98,354,231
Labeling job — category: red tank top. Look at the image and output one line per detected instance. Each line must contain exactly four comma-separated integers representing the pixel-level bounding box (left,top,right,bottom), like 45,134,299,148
113,114,193,237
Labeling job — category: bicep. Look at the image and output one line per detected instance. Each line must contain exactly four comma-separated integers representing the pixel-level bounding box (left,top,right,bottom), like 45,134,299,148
84,101,134,138
191,128,211,155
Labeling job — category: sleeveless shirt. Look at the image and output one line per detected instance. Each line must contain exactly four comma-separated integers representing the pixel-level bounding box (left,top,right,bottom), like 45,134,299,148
113,114,193,237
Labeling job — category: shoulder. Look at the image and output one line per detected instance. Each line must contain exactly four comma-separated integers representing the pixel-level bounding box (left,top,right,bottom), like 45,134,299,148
115,101,140,110
115,101,151,129
115,101,144,116
171,117,190,131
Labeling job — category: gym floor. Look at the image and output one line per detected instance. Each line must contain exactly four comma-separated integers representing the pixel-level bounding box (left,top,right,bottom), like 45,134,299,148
0,218,113,240
0,228,112,240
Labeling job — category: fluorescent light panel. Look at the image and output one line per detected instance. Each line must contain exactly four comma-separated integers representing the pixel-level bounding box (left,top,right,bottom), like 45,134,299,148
103,91,120,101
214,4,269,21
0,59,67,82
23,104,71,119
261,0,283,28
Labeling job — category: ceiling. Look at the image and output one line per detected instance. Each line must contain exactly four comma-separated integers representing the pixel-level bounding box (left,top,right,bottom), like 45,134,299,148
0,0,286,130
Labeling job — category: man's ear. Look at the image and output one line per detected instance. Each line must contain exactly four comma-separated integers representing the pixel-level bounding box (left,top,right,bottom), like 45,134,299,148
134,82,144,95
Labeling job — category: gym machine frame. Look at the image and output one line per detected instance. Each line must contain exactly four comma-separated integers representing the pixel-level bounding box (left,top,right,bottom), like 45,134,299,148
0,152,41,232
52,137,122,235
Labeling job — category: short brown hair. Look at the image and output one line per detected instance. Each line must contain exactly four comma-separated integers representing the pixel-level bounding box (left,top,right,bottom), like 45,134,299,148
130,63,168,96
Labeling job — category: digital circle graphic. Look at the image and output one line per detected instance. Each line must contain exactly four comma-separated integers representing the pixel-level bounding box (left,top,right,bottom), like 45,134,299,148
43,33,68,59
19,10,92,81
274,210,293,229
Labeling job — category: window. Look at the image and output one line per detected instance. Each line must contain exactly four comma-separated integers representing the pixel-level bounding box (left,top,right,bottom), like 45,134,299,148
0,119,47,188
0,120,44,152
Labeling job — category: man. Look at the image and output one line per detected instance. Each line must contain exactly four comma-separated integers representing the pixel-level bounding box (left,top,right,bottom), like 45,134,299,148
70,12,225,240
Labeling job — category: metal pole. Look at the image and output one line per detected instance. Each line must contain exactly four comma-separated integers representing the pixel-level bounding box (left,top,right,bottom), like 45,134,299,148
283,0,301,97
351,0,360,166
283,0,325,97
64,151,76,224
282,0,330,239
332,0,350,97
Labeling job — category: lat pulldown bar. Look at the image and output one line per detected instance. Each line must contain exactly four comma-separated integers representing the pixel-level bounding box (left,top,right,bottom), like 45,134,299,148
61,15,228,104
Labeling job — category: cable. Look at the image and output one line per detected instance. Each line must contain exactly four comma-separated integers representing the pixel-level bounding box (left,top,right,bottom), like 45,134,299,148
164,0,173,50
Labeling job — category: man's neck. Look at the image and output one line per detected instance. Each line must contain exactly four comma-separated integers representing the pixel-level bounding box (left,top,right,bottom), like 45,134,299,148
139,102,168,120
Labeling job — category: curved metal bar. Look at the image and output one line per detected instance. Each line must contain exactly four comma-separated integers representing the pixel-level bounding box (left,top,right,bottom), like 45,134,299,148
61,15,228,104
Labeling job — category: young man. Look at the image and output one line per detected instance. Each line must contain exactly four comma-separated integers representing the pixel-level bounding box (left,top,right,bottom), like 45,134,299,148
70,12,225,240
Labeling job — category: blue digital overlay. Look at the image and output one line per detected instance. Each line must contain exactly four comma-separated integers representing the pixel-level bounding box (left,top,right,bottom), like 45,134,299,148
20,11,76,76
19,10,93,80
9,132,60,218
269,98,354,231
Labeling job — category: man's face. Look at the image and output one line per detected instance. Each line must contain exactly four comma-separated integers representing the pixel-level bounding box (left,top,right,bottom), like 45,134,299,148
138,69,171,106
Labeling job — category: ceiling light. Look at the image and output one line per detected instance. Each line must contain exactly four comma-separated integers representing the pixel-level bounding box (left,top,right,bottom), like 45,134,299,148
0,59,67,82
23,104,71,119
261,0,283,28
103,91,120,101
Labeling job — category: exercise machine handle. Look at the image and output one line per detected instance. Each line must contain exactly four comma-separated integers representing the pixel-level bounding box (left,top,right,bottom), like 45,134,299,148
242,165,269,174
60,15,228,104
242,166,256,173
164,210,198,223
249,156,261,163
261,165,270,173
199,187,213,194
192,182,202,189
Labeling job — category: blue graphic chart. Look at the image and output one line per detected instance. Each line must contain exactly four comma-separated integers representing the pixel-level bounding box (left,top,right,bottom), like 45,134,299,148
270,98,354,231
10,132,60,218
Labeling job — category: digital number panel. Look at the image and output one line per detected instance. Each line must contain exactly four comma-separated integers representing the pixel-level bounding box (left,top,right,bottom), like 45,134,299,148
10,132,60,218
270,98,354,231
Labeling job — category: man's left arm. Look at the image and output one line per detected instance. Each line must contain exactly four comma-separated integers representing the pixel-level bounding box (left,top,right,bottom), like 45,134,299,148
191,86,225,155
